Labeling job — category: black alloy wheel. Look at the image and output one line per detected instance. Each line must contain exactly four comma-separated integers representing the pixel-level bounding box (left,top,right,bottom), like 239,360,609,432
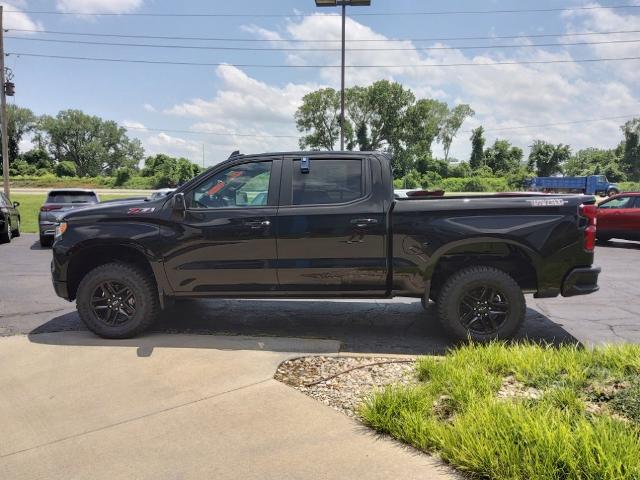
458,285,510,335
90,281,137,326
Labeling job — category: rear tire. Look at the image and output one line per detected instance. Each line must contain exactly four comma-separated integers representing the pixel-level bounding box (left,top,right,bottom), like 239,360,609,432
1,220,11,243
436,266,526,342
76,262,159,339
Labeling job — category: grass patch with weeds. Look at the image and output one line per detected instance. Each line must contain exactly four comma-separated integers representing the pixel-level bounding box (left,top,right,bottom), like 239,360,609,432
360,343,640,479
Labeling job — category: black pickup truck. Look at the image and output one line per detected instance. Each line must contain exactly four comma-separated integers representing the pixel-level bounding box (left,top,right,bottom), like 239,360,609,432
51,151,600,341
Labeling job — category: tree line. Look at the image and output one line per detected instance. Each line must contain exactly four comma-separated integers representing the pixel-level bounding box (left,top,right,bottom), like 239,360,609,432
295,80,640,190
0,106,202,188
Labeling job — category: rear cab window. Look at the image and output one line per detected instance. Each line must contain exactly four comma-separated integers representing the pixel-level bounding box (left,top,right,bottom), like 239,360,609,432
291,158,364,206
46,191,99,204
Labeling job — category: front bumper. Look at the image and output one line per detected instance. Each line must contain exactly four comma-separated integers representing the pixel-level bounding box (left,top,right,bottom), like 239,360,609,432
39,221,56,236
561,266,601,297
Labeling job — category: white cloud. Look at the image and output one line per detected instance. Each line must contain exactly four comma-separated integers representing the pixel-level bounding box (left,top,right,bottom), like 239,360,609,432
562,2,640,82
142,103,156,113
142,10,639,163
55,0,143,15
122,120,146,130
0,1,43,32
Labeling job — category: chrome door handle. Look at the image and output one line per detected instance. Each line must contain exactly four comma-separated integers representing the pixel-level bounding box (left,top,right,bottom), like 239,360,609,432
350,218,378,228
245,220,271,229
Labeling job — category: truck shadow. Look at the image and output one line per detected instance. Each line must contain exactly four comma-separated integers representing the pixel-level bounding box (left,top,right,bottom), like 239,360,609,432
28,299,580,356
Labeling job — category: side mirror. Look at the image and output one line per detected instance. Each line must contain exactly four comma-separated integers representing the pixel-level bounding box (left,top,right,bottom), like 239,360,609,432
173,192,186,212
13,201,20,208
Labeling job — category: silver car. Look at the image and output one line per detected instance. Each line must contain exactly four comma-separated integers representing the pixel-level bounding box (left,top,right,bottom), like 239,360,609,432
39,189,99,247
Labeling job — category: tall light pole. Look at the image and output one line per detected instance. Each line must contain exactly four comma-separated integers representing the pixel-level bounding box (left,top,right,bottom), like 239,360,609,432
315,0,371,151
0,6,9,197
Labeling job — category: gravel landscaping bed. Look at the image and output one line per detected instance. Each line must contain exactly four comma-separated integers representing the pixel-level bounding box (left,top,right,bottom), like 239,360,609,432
274,356,418,417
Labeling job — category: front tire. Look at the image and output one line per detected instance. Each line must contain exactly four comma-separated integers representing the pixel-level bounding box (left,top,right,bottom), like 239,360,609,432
436,266,526,342
12,218,20,237
39,234,53,247
76,263,159,339
607,188,620,197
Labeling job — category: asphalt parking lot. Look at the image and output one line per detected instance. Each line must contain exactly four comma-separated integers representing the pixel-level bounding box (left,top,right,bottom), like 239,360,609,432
1,233,639,352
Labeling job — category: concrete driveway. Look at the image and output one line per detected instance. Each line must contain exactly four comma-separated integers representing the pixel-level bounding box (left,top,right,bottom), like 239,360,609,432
0,332,455,479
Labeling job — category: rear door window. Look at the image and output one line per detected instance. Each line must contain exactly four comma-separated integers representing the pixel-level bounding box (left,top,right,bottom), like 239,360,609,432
291,159,363,206
46,192,98,204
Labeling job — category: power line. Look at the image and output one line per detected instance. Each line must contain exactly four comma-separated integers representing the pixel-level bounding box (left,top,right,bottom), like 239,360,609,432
8,28,640,43
3,4,640,17
8,51,640,68
463,114,640,134
7,35,640,52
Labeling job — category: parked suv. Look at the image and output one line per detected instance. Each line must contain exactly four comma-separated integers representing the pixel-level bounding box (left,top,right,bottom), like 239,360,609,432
39,189,99,246
0,192,20,243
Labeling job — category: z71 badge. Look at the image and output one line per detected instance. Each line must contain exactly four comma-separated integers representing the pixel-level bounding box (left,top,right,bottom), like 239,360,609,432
527,198,568,207
128,207,156,214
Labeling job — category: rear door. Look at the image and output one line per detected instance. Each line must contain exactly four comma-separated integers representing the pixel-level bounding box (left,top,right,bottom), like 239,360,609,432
163,157,282,294
275,155,388,295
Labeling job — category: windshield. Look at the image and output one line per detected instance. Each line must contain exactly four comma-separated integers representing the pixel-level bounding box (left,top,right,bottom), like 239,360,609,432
46,192,98,204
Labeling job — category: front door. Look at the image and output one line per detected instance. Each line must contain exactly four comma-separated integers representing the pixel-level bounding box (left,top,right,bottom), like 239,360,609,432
163,158,281,294
275,155,388,295
598,195,635,235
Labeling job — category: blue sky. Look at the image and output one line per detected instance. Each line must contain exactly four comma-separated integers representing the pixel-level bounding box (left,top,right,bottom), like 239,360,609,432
3,0,640,166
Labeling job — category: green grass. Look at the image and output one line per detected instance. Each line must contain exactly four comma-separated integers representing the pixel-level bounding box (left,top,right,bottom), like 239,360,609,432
360,343,640,480
11,193,139,234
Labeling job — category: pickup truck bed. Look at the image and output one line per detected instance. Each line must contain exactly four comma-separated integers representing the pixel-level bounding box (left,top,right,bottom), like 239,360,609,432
51,151,600,341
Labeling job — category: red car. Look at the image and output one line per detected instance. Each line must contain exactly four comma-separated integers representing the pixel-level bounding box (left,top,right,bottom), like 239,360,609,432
597,192,640,241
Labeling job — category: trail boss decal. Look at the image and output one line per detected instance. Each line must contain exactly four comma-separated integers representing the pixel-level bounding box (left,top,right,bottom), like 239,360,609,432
527,198,568,207
128,207,156,215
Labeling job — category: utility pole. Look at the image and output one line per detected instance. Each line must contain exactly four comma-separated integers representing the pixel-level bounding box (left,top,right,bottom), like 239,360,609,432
0,6,9,198
340,3,346,151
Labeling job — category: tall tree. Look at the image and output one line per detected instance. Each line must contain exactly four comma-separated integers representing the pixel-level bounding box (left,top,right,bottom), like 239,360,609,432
527,141,570,177
485,139,523,175
0,105,36,172
438,104,475,161
365,80,415,155
39,110,143,176
403,98,449,155
469,126,486,170
621,118,640,180
295,88,345,151
564,148,620,177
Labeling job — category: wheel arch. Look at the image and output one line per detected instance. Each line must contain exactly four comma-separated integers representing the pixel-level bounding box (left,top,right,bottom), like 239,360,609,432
66,242,165,301
426,238,540,299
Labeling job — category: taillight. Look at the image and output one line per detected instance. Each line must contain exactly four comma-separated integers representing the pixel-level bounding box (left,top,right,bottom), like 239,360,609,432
579,204,597,252
40,205,63,212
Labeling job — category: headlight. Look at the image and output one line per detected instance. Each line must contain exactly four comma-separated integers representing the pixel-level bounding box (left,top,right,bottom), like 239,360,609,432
55,222,68,239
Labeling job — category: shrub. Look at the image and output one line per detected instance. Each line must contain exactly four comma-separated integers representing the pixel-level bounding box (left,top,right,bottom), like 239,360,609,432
619,181,640,192
114,167,134,186
55,161,77,177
